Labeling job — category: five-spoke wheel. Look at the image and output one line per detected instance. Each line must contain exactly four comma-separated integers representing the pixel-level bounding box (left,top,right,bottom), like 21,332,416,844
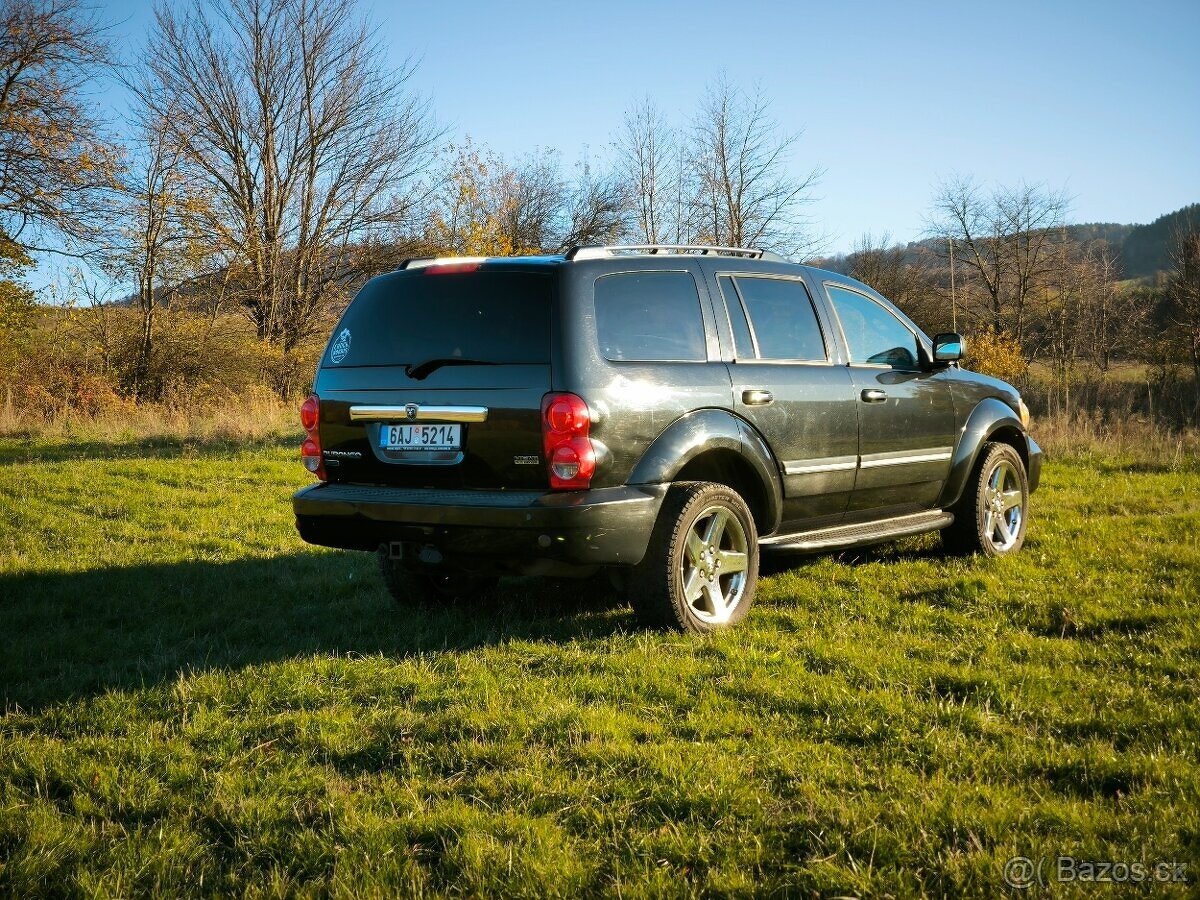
632,481,759,633
942,441,1029,557
982,458,1025,552
682,504,751,625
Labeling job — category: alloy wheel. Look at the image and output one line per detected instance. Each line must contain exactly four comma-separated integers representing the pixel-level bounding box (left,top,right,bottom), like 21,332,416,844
982,459,1025,552
681,504,750,624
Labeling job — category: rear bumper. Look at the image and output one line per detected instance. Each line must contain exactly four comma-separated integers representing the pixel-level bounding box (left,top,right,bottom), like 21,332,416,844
1027,435,1043,493
293,482,667,569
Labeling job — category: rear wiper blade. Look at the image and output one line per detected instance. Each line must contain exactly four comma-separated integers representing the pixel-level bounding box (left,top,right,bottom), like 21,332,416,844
404,357,499,380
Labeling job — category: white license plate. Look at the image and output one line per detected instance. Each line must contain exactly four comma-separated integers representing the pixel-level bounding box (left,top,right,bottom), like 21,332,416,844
380,423,461,451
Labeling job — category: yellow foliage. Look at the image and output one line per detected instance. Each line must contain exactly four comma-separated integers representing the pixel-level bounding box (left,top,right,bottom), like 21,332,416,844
965,326,1027,382
0,242,36,365
427,143,525,257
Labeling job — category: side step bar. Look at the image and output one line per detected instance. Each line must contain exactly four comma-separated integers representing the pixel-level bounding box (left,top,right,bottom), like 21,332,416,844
761,510,953,552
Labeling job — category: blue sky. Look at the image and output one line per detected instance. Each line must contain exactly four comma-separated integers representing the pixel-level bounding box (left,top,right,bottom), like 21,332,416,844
85,0,1200,259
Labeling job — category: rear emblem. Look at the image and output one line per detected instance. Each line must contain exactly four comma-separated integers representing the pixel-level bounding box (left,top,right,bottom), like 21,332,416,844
329,328,351,363
405,403,419,420
514,455,540,465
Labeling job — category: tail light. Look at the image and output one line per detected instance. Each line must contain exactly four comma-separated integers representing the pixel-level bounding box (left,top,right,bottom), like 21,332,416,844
541,392,595,490
300,393,326,481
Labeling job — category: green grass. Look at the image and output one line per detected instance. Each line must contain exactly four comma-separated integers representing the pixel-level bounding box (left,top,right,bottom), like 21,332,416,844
1,434,1198,897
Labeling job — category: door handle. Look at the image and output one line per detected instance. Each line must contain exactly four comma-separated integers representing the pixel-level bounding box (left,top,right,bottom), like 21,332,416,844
742,389,774,406
861,388,888,403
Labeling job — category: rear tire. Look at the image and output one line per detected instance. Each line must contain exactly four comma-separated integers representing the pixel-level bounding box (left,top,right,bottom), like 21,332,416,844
377,547,498,604
631,481,759,633
941,442,1029,557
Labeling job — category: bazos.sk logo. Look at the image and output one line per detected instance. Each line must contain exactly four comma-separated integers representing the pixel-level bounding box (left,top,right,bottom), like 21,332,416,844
329,328,351,363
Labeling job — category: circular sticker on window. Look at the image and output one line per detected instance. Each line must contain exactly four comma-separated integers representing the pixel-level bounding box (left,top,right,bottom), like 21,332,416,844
329,328,351,363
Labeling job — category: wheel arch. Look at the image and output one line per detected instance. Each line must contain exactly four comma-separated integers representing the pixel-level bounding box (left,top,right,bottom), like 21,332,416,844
939,397,1029,509
627,408,783,535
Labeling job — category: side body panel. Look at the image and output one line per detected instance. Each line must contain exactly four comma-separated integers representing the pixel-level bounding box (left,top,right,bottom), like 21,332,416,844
696,261,860,528
554,258,736,490
840,364,959,515
814,277,958,517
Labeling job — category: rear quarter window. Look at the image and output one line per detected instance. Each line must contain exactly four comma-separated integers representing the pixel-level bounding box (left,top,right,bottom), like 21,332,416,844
594,271,707,362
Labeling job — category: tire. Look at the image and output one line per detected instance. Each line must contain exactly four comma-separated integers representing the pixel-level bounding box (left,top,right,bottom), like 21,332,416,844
941,442,1029,557
631,481,759,633
376,546,498,604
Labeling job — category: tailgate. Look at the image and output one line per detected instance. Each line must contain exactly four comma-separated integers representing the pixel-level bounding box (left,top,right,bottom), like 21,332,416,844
314,268,554,490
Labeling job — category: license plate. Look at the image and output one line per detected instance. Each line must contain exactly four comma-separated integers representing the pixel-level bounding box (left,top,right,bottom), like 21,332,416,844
380,423,461,451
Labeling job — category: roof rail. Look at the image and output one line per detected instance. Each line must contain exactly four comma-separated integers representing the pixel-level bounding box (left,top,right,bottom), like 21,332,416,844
565,244,785,261
398,255,489,270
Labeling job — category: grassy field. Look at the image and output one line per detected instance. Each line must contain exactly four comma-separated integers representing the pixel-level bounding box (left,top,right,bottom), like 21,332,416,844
1,431,1198,896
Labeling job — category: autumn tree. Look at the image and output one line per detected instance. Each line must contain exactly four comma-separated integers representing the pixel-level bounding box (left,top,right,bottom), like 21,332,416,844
133,0,440,351
101,111,217,398
426,142,624,256
0,238,35,379
0,0,119,254
425,144,515,257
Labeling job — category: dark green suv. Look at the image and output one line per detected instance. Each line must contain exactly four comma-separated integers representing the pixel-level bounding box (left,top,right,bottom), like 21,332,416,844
293,245,1041,632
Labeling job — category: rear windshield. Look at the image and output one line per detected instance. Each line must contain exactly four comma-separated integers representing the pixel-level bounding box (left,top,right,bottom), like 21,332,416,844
324,270,553,368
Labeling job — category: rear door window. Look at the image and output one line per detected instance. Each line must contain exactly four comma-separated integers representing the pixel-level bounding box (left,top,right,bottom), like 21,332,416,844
594,272,707,362
723,276,827,361
327,270,552,368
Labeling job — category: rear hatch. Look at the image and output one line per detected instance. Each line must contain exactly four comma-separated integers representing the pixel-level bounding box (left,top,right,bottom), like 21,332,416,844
315,264,555,489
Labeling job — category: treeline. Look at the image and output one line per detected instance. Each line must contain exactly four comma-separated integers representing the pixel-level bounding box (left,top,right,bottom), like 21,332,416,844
818,183,1200,426
0,0,823,414
0,0,1196,429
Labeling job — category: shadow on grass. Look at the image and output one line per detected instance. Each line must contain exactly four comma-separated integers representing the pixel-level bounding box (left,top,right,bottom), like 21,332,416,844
0,550,632,712
0,432,299,466
3,531,965,711
759,536,946,577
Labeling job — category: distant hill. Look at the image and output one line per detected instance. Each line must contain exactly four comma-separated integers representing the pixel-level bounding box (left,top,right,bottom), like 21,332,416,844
1062,222,1135,251
1118,204,1199,279
815,204,1198,281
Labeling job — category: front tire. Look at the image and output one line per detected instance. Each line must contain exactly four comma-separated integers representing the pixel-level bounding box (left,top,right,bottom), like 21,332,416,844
632,482,759,633
942,442,1029,557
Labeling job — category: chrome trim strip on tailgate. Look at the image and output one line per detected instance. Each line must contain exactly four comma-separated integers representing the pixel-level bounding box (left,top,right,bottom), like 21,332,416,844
349,404,489,423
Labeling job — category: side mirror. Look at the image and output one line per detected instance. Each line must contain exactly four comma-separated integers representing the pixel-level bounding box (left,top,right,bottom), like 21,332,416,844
933,332,964,362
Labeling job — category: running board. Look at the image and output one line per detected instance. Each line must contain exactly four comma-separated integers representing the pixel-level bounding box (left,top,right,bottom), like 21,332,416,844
761,510,953,552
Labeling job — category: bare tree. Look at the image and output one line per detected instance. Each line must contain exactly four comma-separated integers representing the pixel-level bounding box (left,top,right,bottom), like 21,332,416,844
426,142,623,255
1075,240,1143,375
132,0,440,351
1166,217,1200,383
928,176,1070,341
496,149,567,253
615,97,683,244
689,76,822,257
845,232,946,332
0,0,119,254
100,110,220,398
558,160,626,250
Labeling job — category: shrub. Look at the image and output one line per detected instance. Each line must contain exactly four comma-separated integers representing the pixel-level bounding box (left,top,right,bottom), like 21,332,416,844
965,326,1027,382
